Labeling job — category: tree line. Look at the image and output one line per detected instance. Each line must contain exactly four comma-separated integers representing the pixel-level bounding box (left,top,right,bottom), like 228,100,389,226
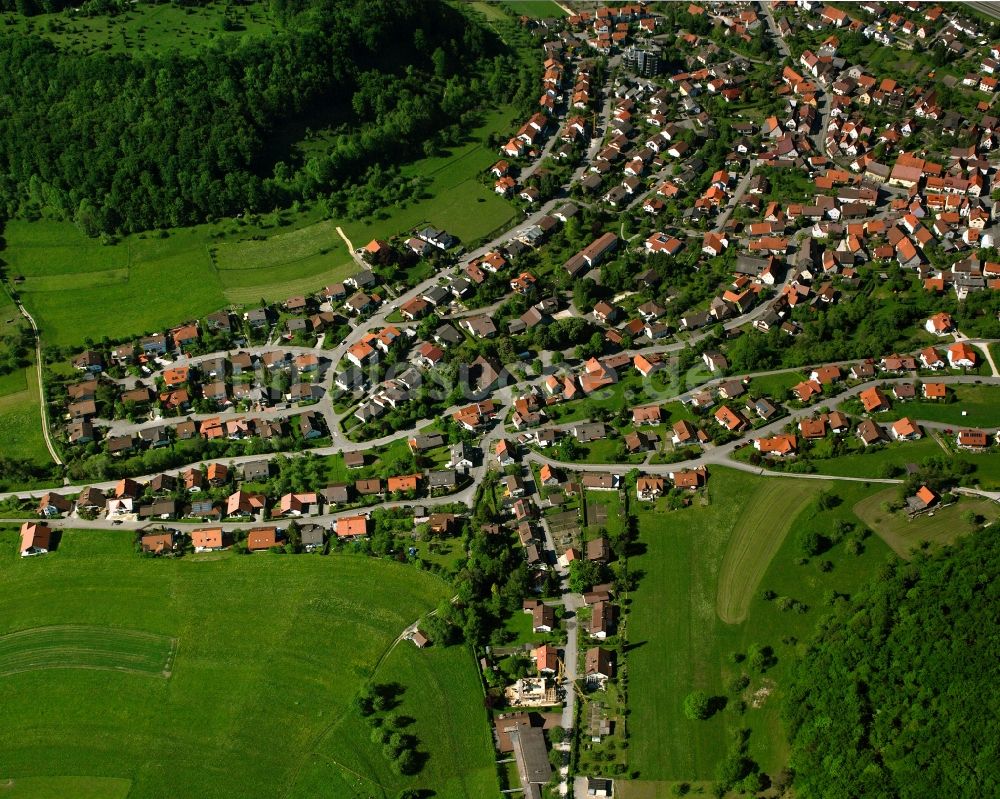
0,0,513,234
784,531,1000,798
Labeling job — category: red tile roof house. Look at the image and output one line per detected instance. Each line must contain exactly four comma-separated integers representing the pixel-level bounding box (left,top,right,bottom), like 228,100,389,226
277,492,319,517
226,490,266,518
924,312,955,336
956,429,990,450
636,475,665,500
755,434,798,456
632,405,662,425
335,515,371,539
793,379,823,403
859,387,890,413
919,347,946,370
37,492,72,518
192,527,224,552
20,522,52,557
911,485,938,511
714,405,748,432
246,526,280,552
890,418,921,441
947,342,978,369
671,468,707,490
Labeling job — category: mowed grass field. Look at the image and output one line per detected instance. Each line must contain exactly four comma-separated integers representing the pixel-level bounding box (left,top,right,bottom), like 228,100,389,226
210,220,358,305
853,488,1000,557
0,293,51,466
5,220,227,347
715,479,818,624
0,625,176,678
888,385,1000,427
0,367,51,467
0,776,132,799
0,528,497,799
1,0,277,57
502,0,567,17
627,470,893,788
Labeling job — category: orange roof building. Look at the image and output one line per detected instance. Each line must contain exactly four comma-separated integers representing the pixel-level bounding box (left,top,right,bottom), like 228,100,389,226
859,387,889,413
335,515,370,538
192,527,224,551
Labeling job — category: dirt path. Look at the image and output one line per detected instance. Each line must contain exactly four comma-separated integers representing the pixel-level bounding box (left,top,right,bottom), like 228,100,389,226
335,226,367,268
3,285,62,467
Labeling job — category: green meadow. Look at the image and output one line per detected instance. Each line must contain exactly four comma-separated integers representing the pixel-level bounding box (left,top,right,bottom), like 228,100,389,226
0,528,497,799
0,293,51,469
2,1,278,57
626,470,894,790
4,100,518,347
886,385,1000,428
853,487,1000,558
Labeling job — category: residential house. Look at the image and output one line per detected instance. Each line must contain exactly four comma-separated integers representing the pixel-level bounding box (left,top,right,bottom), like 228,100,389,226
585,647,615,688
192,527,224,552
20,522,52,557
335,515,370,538
856,419,885,446
247,527,280,552
890,417,921,441
859,386,890,413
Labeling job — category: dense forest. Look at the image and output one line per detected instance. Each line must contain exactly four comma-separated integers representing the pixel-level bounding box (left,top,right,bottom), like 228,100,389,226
784,531,1000,798
0,0,530,233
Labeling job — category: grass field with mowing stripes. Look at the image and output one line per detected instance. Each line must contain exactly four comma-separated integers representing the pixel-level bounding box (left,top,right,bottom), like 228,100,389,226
627,470,893,784
0,625,176,679
715,479,822,624
0,528,496,799
0,776,132,799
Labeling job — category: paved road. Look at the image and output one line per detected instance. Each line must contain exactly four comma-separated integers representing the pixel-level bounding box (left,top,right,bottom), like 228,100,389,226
759,1,791,59
524,372,1000,480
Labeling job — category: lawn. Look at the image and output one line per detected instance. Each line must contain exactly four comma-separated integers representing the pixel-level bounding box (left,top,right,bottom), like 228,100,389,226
715,479,818,624
626,469,892,786
0,777,132,799
853,488,1000,557
502,0,567,17
0,528,497,799
805,437,945,478
0,362,52,468
2,0,277,57
746,370,805,401
891,386,1000,428
584,490,624,538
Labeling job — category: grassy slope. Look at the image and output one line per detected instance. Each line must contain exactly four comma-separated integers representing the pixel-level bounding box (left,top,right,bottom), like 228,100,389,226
6,100,518,346
1,1,277,57
715,479,818,624
804,436,945,477
627,470,893,786
0,328,50,467
0,528,496,799
853,488,1000,558
883,386,1000,428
